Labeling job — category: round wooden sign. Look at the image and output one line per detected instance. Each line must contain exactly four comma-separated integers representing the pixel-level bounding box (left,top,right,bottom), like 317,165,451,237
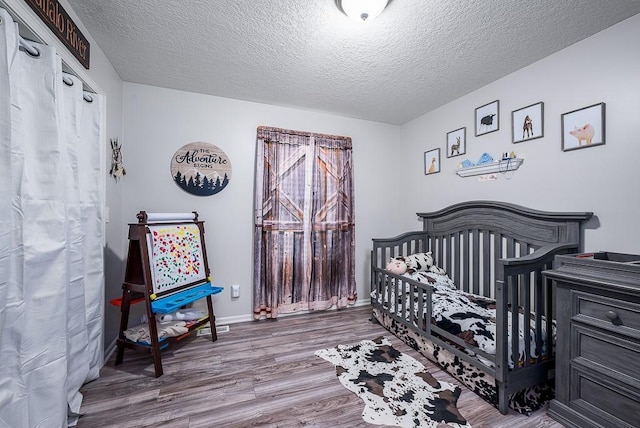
170,142,232,196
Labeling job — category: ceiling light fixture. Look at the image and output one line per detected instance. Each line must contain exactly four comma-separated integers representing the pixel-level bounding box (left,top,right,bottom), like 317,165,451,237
335,0,390,22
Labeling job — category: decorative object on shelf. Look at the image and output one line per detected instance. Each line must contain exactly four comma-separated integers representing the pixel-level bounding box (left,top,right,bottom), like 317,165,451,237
335,0,390,22
446,127,466,158
475,100,499,136
512,101,544,144
109,138,126,182
561,102,606,151
476,152,494,165
171,142,232,196
424,148,441,175
456,158,524,177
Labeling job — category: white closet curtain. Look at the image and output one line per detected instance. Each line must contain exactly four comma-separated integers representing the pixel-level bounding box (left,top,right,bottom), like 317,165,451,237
0,8,104,428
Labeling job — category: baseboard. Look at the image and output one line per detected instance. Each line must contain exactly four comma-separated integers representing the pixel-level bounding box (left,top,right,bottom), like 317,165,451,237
217,298,371,325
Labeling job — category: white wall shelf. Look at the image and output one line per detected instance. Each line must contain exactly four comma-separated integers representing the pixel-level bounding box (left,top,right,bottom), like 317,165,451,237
455,158,524,177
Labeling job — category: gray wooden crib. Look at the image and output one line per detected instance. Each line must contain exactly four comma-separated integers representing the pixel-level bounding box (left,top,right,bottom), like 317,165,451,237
370,201,593,414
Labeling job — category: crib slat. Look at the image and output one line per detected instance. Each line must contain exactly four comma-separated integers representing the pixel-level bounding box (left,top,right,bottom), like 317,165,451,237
510,274,519,369
449,233,460,282
482,231,491,298
506,236,515,258
523,271,532,367
463,230,470,292
417,285,423,330
545,264,554,359
472,229,480,295
444,235,451,272
493,233,502,299
534,267,544,362
409,282,415,328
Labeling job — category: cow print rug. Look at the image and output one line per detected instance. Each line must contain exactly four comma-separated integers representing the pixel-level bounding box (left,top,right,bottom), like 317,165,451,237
315,336,472,427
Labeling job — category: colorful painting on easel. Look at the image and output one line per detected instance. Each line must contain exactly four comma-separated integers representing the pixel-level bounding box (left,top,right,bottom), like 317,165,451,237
148,224,206,294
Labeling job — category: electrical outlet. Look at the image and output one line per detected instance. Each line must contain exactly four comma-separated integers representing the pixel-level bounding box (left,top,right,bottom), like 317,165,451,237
231,284,240,298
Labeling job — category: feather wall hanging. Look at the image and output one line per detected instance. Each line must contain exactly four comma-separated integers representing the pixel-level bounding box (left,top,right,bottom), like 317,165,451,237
109,138,126,182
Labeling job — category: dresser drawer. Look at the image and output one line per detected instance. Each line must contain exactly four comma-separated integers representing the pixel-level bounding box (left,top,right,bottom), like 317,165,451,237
569,365,640,428
573,290,640,337
572,324,640,383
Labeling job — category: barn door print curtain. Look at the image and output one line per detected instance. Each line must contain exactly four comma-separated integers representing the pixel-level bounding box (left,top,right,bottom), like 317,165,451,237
0,9,104,427
254,127,356,319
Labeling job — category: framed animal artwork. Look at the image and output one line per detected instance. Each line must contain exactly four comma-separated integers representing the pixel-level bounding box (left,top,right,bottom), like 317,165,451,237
446,127,466,158
475,100,499,136
561,102,606,151
512,102,544,144
424,148,441,175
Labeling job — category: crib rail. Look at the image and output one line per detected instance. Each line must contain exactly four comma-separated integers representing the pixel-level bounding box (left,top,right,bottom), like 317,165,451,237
370,266,499,376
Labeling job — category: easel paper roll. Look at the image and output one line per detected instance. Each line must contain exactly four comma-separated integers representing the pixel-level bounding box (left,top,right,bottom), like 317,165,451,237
146,212,195,223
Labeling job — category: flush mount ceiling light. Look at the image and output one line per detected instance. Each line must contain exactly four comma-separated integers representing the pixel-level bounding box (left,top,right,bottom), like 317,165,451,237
335,0,390,22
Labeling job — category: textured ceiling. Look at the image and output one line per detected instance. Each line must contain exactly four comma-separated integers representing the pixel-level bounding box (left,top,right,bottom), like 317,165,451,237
66,0,640,125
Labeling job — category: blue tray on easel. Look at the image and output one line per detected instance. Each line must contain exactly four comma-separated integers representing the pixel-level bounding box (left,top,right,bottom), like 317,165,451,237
151,282,223,314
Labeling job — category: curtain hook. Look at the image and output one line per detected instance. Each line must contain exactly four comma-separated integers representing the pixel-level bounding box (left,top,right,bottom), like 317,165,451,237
83,92,94,103
63,75,74,87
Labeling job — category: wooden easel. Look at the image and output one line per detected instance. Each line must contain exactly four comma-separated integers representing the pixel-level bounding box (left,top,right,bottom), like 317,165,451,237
114,211,223,377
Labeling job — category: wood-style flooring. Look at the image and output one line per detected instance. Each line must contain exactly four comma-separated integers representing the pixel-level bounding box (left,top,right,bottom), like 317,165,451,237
78,306,562,428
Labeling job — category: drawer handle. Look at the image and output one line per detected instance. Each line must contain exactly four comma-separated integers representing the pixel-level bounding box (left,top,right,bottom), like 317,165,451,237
606,310,622,325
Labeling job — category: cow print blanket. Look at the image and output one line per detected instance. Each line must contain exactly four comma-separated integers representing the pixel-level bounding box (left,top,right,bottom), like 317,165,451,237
372,271,553,368
315,337,472,428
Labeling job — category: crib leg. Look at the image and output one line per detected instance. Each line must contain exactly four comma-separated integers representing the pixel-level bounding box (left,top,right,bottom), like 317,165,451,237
497,384,509,415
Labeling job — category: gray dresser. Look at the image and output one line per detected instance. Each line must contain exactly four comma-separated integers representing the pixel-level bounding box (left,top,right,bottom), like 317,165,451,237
543,252,640,428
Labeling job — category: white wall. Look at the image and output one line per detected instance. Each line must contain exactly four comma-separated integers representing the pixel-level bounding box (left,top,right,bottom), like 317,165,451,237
399,14,640,254
122,83,401,323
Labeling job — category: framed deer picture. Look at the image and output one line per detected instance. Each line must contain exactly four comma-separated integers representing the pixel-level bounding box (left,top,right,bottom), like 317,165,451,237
512,102,544,144
446,127,466,158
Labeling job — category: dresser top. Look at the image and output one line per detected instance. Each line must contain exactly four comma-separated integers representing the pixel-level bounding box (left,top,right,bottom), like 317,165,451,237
544,252,640,297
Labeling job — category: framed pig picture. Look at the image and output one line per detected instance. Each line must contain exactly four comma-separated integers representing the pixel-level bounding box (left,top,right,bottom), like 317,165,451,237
561,103,606,151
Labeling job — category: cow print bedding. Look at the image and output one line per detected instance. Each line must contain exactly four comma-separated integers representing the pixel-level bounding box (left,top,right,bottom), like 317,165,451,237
371,271,553,369
372,308,554,415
